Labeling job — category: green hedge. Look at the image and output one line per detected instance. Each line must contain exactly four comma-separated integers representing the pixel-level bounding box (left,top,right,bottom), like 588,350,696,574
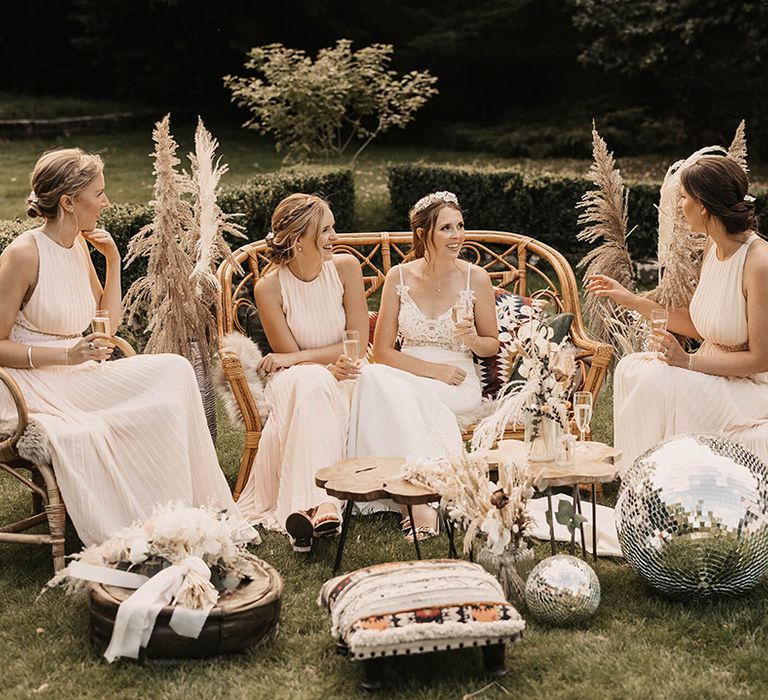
0,167,355,294
387,163,768,261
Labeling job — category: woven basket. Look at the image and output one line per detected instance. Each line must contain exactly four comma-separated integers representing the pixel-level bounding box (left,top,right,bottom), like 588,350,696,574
89,559,283,659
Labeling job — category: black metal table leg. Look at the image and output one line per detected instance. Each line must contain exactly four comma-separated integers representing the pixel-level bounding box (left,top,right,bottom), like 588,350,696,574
592,484,598,561
547,490,556,555
407,504,423,560
441,510,458,558
332,500,355,574
574,485,587,554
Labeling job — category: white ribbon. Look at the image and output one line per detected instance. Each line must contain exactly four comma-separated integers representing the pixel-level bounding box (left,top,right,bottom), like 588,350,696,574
68,561,149,589
92,556,218,663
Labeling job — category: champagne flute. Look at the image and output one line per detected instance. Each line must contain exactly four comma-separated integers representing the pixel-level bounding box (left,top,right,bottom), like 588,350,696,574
91,309,110,368
451,301,467,325
342,330,360,380
573,391,593,448
650,308,668,356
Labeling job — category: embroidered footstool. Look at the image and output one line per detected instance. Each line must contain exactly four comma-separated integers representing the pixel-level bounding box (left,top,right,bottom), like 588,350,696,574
318,559,525,690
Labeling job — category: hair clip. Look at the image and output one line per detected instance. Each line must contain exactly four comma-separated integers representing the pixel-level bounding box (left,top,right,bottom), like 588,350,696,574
411,191,460,215
265,231,275,242
28,190,39,203
744,194,756,203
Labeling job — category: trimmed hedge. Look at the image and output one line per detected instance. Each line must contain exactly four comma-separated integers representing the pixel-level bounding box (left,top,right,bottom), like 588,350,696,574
387,163,768,261
0,167,355,294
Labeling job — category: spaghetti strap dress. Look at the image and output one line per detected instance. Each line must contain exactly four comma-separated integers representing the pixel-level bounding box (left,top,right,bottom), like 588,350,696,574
613,233,768,474
236,258,349,530
0,230,254,545
348,262,482,461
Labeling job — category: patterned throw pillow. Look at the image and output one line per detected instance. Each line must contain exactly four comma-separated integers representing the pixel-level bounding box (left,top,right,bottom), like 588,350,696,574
474,289,537,400
318,559,525,660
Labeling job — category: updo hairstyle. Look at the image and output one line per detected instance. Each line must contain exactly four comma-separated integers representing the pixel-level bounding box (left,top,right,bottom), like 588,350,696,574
265,193,329,265
680,155,757,234
27,148,104,219
407,194,462,262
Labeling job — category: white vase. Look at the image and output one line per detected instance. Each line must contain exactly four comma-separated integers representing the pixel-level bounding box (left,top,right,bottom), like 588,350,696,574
525,414,560,463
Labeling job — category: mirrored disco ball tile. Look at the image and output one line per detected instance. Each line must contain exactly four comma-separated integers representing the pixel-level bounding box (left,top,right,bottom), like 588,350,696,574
615,434,768,599
524,555,601,625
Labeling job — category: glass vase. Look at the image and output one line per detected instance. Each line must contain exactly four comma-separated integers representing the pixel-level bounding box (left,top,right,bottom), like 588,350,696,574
525,414,560,463
477,541,536,607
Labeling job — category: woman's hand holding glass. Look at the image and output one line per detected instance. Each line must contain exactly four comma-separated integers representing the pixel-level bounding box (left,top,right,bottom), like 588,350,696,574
649,329,687,367
327,330,363,382
452,304,477,350
68,333,115,365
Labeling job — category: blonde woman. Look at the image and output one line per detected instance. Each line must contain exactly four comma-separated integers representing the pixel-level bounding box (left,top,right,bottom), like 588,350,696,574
349,191,500,538
236,193,369,552
0,148,255,546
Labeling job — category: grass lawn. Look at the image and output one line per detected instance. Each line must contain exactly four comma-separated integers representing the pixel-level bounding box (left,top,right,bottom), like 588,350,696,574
8,121,767,233
2,390,768,699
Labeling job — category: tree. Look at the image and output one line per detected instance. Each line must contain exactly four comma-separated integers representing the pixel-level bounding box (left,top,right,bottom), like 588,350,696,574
223,39,438,162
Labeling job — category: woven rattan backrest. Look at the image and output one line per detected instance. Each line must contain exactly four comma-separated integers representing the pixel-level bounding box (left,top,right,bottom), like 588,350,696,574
216,230,585,339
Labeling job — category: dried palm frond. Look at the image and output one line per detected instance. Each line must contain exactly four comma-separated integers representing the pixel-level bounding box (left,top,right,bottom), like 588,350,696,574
728,119,748,174
576,124,640,358
187,117,245,358
123,114,207,363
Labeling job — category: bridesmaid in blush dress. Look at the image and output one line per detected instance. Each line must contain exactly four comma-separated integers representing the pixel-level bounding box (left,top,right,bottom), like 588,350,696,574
234,193,369,552
0,148,255,547
587,155,768,474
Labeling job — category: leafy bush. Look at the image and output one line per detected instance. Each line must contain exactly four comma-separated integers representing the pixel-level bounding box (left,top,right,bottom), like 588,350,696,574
224,39,438,162
388,163,768,261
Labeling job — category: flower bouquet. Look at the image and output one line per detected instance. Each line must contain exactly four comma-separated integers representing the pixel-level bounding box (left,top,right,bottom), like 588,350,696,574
472,308,576,457
43,502,271,662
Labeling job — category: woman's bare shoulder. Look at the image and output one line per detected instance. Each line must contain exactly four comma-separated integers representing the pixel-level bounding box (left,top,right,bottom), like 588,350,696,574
0,230,39,270
254,267,281,299
468,261,492,285
745,237,768,270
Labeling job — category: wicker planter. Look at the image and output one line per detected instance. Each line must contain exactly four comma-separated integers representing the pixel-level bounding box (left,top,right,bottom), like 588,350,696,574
89,559,283,659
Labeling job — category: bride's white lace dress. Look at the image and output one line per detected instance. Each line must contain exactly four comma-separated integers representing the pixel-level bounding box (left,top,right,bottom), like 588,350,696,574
348,263,483,460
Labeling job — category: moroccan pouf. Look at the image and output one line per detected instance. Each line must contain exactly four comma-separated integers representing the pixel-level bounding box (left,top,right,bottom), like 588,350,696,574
89,559,283,659
318,559,526,690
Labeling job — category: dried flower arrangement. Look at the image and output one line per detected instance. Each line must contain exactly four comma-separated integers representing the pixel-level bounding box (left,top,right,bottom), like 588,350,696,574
43,502,261,602
124,115,243,367
401,451,535,556
471,308,576,452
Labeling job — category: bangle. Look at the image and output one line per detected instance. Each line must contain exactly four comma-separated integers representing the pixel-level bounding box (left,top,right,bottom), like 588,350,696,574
688,354,693,371
27,345,35,369
65,347,70,366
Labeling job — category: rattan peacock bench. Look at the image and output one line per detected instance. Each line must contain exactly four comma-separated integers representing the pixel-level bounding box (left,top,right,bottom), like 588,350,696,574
216,230,613,502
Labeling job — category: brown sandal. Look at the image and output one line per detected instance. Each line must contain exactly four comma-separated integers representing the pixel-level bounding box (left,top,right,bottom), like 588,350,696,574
312,503,341,537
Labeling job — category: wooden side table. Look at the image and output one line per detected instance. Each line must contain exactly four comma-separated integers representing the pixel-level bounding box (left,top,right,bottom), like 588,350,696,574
315,457,458,573
488,440,621,560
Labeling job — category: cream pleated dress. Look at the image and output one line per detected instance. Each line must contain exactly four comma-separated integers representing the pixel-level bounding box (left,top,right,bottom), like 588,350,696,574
0,230,254,546
614,233,768,474
236,258,350,530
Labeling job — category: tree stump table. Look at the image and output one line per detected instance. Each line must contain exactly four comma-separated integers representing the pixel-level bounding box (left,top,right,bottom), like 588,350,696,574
315,456,458,573
488,440,621,560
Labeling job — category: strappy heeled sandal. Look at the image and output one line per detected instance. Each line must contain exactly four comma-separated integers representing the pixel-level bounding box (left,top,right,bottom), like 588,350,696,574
286,510,314,553
312,504,342,538
400,516,439,543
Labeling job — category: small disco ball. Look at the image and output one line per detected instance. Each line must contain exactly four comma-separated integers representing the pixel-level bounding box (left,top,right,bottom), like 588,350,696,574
615,434,768,599
524,555,601,625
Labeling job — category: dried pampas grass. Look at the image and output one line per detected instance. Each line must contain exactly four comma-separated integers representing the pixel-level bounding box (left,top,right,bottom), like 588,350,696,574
123,114,207,363
576,124,641,358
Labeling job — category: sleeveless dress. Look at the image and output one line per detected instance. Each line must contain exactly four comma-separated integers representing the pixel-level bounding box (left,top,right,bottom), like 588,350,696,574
236,259,349,530
614,233,768,474
0,230,254,545
348,262,481,460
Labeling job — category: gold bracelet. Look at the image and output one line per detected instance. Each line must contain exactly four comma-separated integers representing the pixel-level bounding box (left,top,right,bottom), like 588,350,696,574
27,345,35,369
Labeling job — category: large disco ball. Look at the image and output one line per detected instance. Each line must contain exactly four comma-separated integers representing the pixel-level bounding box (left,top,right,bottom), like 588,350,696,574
524,555,601,625
615,434,768,599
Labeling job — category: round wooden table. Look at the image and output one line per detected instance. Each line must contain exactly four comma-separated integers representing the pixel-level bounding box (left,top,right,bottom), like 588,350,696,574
315,457,458,572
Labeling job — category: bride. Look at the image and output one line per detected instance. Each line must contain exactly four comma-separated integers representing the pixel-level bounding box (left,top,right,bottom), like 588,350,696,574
350,191,500,538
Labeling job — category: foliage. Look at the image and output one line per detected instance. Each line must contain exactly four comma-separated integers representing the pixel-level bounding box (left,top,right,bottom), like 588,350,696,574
224,39,438,163
388,163,768,261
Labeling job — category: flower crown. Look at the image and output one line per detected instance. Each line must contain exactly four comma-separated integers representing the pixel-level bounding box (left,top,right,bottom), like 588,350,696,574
411,191,460,215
